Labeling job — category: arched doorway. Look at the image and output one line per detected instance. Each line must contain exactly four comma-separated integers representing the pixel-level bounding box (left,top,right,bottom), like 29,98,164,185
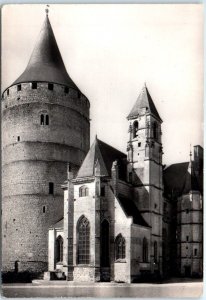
100,219,110,281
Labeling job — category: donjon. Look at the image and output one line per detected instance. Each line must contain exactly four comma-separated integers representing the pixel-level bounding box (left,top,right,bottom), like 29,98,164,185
2,12,90,273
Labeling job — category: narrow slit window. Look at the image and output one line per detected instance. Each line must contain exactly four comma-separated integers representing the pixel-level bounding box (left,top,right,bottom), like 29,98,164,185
138,142,141,147
49,182,54,195
40,114,44,125
186,235,189,242
43,206,46,213
46,115,49,125
48,83,53,91
32,82,37,89
64,87,69,94
17,136,20,142
101,186,105,197
17,84,21,91
194,249,197,256
7,89,9,96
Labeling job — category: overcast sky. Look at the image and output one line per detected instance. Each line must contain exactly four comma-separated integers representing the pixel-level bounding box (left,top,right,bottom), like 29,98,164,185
2,4,203,165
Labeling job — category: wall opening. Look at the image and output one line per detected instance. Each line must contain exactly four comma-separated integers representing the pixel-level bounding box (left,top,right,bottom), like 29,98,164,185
17,84,21,91
17,136,20,142
32,82,37,89
64,87,69,94
55,236,63,263
49,182,54,195
7,89,9,96
48,83,53,91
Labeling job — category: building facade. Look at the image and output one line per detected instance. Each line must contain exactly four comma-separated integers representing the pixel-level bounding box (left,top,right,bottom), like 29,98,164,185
2,12,203,282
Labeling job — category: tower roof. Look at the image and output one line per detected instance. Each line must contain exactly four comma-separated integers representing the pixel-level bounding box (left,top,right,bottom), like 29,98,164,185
11,13,78,89
76,136,126,179
127,85,162,122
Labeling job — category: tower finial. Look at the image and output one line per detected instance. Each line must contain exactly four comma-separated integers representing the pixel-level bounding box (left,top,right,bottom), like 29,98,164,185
189,143,192,161
45,4,49,16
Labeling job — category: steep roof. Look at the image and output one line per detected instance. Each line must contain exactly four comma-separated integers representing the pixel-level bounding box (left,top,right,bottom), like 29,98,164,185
128,85,162,122
76,137,126,179
164,161,201,199
11,14,78,89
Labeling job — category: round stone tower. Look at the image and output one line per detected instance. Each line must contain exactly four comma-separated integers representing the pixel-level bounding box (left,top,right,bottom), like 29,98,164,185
2,12,90,273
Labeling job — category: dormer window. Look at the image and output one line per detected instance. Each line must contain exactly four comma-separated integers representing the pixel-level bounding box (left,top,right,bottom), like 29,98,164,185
133,121,139,138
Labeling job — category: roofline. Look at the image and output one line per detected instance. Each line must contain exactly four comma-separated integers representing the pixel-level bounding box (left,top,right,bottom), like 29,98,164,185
2,80,82,96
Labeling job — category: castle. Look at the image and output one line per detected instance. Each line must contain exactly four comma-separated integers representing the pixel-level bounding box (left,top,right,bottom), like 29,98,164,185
2,12,203,282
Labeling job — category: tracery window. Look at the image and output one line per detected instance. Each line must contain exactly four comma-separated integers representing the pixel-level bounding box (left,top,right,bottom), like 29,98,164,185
115,234,126,260
79,185,89,197
77,216,90,264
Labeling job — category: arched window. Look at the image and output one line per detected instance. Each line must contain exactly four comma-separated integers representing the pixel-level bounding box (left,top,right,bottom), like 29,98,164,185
115,234,126,260
154,241,157,263
153,122,158,140
133,121,139,138
79,185,89,197
143,237,148,262
100,220,110,267
77,216,90,264
55,235,63,263
40,113,49,126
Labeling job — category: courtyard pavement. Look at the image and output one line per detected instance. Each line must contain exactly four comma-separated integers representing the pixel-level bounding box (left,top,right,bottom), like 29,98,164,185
2,279,204,298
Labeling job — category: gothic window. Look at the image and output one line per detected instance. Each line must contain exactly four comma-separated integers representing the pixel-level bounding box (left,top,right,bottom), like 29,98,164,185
77,216,90,264
133,121,139,138
115,234,126,260
55,235,63,263
153,122,158,140
49,182,54,195
143,237,148,262
154,241,157,263
79,185,89,197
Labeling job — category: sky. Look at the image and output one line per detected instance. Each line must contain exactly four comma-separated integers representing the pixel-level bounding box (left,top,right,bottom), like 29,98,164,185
2,4,203,166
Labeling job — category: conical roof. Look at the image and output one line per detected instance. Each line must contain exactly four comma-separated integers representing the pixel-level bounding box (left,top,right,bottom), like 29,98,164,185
12,14,78,89
128,85,162,122
76,137,126,179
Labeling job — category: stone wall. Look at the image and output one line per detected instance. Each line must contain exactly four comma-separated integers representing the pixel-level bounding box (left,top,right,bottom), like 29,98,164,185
2,82,90,273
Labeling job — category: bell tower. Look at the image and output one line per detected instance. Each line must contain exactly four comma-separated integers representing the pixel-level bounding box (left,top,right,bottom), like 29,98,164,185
127,84,163,274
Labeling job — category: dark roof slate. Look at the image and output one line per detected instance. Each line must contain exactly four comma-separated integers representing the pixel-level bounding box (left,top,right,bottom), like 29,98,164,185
163,161,201,198
11,15,78,89
76,137,126,179
128,85,162,122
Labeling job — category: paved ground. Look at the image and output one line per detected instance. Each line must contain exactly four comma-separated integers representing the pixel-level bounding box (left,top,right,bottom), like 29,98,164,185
2,280,203,298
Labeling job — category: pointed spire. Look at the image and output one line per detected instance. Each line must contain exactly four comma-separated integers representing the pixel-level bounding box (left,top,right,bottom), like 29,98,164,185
127,84,162,122
11,12,78,89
